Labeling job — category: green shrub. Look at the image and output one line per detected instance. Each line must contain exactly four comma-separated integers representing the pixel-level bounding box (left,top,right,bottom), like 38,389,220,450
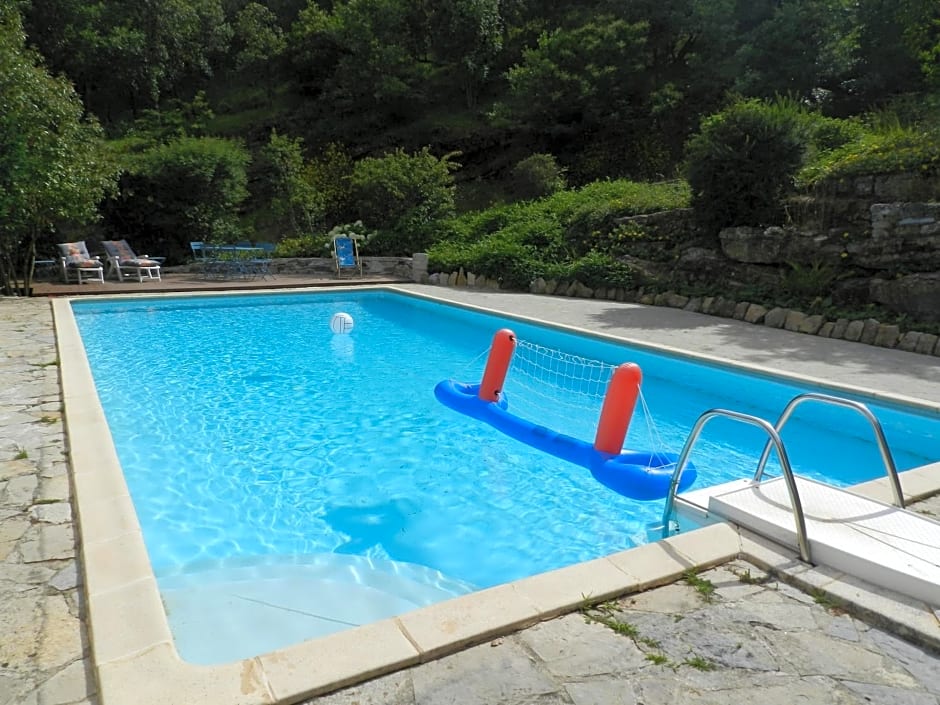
556,179,690,220
446,204,515,242
491,208,569,260
560,180,690,253
274,233,330,258
597,221,674,261
426,240,472,274
104,136,250,264
350,147,458,256
509,153,567,201
798,123,940,185
802,114,865,154
780,260,839,299
566,251,636,289
430,177,690,290
274,221,375,258
684,98,806,233
428,237,541,290
308,142,355,227
445,178,689,255
262,129,322,238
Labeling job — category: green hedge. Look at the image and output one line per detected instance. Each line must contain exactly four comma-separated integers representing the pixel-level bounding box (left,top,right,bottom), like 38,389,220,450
684,98,806,233
428,178,681,290
798,124,940,185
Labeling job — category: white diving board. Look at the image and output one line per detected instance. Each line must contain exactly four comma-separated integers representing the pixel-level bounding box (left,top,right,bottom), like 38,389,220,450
677,476,940,607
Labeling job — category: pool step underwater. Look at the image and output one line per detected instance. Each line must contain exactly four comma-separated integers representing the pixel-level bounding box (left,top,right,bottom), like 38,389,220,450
158,554,475,665
679,477,940,606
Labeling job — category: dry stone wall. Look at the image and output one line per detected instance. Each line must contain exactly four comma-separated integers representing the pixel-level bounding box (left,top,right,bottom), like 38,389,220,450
425,269,940,358
690,171,940,324
169,255,413,278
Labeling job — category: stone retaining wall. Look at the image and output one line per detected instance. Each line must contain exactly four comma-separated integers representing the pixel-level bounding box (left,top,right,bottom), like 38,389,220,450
425,269,940,358
790,171,940,234
169,255,414,278
268,255,413,277
719,202,940,274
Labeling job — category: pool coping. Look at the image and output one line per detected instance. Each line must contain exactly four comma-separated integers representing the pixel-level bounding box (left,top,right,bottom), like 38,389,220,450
53,289,940,705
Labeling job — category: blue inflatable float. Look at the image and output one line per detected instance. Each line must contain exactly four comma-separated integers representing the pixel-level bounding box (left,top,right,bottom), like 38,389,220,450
434,380,697,501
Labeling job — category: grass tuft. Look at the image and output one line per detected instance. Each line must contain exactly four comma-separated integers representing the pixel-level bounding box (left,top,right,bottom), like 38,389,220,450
684,655,716,671
683,570,717,602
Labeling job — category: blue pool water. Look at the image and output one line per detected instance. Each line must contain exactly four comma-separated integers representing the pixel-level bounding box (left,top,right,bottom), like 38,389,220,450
72,290,939,659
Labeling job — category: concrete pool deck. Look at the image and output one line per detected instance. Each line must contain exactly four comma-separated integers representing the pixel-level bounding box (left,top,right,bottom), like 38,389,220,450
2,284,939,704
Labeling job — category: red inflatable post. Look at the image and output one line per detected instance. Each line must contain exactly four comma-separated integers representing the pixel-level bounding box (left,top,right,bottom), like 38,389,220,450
478,329,516,402
593,363,643,454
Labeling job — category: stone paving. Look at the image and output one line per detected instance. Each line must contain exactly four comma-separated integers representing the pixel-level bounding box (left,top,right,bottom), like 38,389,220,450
311,559,940,705
0,299,96,705
2,294,938,705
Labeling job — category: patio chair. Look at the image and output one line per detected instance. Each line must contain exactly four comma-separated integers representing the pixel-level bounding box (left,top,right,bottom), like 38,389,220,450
248,242,275,280
190,242,208,261
190,241,225,280
56,241,104,284
331,235,362,277
101,240,162,282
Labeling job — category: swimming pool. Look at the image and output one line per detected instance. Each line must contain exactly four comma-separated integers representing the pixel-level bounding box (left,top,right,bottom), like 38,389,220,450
72,289,940,663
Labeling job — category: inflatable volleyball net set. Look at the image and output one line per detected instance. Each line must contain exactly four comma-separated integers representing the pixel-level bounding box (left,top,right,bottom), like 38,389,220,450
434,329,697,501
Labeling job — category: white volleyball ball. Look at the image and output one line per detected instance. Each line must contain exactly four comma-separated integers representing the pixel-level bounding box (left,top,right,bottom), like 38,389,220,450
330,312,354,334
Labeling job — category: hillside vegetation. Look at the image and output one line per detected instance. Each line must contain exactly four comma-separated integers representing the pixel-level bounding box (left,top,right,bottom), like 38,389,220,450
2,0,939,295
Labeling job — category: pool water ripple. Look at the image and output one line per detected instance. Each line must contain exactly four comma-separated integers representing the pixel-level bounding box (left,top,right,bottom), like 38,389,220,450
73,290,939,662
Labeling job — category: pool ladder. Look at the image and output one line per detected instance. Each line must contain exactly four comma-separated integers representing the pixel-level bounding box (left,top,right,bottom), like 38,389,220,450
659,392,905,564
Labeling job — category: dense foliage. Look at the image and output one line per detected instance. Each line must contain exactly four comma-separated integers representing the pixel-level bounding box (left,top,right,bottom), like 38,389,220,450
4,0,940,280
685,99,807,232
428,179,689,288
349,148,459,255
508,153,567,201
0,5,116,295
103,136,250,263
798,121,940,185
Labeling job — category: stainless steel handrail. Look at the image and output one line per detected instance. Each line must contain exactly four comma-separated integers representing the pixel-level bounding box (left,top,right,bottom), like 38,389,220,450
753,392,904,508
661,408,811,563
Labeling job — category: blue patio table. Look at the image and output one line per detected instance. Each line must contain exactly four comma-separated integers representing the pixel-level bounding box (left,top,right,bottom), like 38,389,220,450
201,245,268,280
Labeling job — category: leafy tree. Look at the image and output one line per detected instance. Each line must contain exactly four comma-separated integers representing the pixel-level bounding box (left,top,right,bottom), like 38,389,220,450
103,136,250,263
349,148,458,255
290,0,434,120
289,0,502,128
732,0,854,106
287,2,345,96
233,2,287,96
261,130,322,238
428,0,503,108
506,18,648,130
223,0,307,29
23,0,233,118
123,92,216,144
0,6,116,295
618,0,740,173
503,2,739,179
307,143,355,228
849,0,928,109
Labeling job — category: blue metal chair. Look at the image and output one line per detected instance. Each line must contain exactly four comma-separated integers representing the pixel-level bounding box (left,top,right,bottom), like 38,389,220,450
191,241,226,280
249,243,276,280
